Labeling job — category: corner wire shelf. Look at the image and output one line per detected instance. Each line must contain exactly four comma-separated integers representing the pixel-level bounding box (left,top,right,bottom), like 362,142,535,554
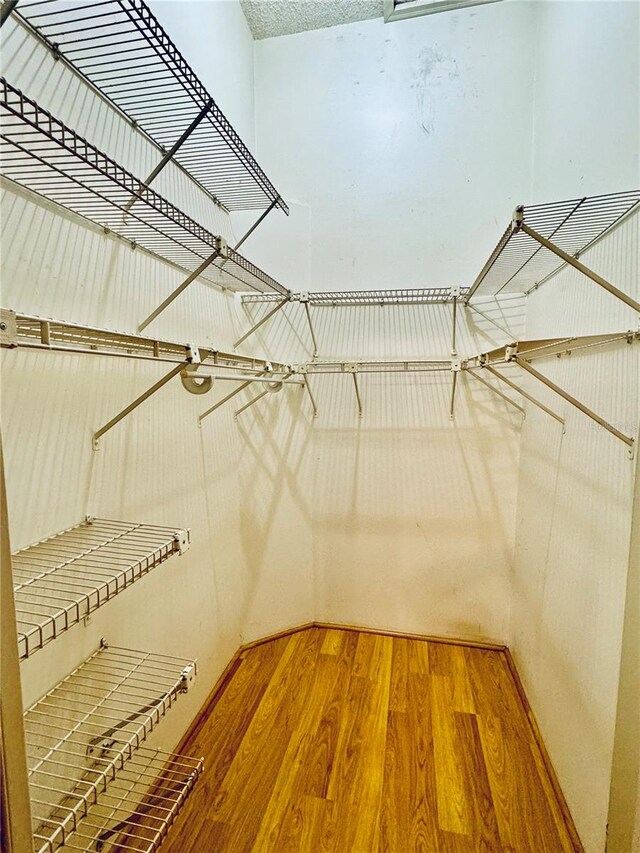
13,0,288,214
465,190,640,301
2,310,291,375
34,747,202,853
25,642,197,853
12,518,190,661
241,287,469,306
0,78,289,297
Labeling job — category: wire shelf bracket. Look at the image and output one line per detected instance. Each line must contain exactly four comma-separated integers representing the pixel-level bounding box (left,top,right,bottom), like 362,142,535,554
12,0,288,214
13,517,190,660
464,191,640,308
0,79,290,301
233,372,293,419
25,641,197,853
464,368,526,416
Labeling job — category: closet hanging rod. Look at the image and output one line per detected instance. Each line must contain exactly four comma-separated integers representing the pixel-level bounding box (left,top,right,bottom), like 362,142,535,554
464,189,640,304
0,79,290,299
12,0,288,214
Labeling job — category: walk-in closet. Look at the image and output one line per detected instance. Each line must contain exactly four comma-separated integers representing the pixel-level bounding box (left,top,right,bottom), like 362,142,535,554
1,1,638,851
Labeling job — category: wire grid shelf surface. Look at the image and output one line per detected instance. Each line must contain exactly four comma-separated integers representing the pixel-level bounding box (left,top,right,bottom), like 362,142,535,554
8,312,292,373
0,78,289,296
25,643,196,852
33,747,202,853
467,190,640,299
241,287,470,306
13,518,189,660
14,0,287,214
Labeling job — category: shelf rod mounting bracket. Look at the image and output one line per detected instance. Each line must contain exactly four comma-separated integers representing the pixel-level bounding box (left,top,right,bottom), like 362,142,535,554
235,298,289,349
299,294,319,358
465,368,525,415
93,359,189,449
517,220,640,315
514,355,635,453
346,364,362,417
302,372,318,418
483,364,565,427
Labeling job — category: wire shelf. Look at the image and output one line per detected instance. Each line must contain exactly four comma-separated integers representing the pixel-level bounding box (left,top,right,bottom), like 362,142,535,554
13,518,190,660
14,0,287,214
25,642,196,853
306,359,451,374
32,747,202,853
465,190,640,300
241,287,468,306
0,78,289,296
4,310,291,374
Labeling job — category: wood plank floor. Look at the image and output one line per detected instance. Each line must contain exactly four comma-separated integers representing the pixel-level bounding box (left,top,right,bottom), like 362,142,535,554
163,627,581,852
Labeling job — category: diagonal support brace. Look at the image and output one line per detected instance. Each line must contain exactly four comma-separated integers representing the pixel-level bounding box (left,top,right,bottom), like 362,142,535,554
125,99,214,215
514,355,634,450
302,374,318,418
484,364,565,426
519,221,640,315
465,368,525,415
345,365,363,417
234,373,293,419
235,298,289,349
299,295,319,358
199,370,268,423
93,360,188,449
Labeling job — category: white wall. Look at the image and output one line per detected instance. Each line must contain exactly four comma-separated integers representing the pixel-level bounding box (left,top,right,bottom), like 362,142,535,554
251,2,537,292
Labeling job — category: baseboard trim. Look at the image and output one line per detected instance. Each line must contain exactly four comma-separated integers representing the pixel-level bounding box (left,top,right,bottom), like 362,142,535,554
314,621,507,651
503,649,584,852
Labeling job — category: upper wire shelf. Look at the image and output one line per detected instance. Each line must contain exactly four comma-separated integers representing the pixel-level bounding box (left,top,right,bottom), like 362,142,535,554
465,190,640,301
33,746,202,853
14,0,288,214
13,517,189,660
0,78,289,297
242,287,470,306
25,641,196,853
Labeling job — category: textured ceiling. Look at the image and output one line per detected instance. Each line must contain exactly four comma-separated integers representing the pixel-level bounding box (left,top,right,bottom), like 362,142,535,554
240,0,384,40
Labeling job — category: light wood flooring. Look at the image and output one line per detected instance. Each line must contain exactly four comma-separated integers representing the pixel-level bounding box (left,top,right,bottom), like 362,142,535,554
163,626,582,852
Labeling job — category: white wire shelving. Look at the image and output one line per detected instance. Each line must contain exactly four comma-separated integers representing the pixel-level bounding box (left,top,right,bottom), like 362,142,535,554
25,642,198,853
13,518,190,660
12,0,287,214
241,287,468,306
465,190,640,302
0,78,290,298
33,747,202,853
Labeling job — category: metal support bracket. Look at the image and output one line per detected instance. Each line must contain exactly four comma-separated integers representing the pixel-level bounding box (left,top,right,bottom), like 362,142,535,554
450,286,461,356
483,364,565,428
346,364,363,417
514,355,635,453
302,373,318,419
299,294,319,358
93,355,195,449
125,99,214,215
0,308,17,347
180,362,214,395
465,368,525,416
515,215,640,315
449,358,461,420
234,297,289,349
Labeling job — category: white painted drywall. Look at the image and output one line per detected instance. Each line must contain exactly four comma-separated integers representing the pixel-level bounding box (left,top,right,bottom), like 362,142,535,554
251,2,537,292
